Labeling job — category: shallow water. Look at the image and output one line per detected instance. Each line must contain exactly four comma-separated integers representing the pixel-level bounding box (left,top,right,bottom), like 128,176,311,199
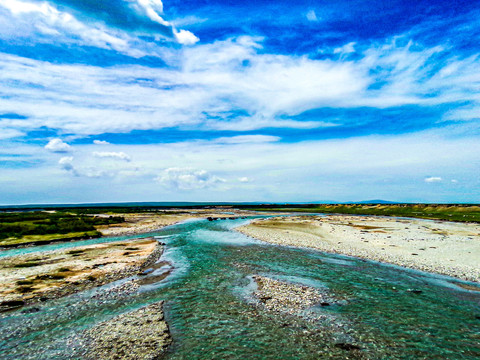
0,217,479,359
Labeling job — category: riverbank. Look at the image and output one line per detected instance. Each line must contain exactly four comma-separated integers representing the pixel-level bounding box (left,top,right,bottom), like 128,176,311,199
80,301,171,360
97,213,193,236
0,238,164,312
237,215,480,282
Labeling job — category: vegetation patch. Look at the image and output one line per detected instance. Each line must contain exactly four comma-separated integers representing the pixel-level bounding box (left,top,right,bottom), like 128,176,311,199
16,280,34,285
241,204,480,223
13,261,42,268
17,286,34,293
0,211,125,247
68,249,85,255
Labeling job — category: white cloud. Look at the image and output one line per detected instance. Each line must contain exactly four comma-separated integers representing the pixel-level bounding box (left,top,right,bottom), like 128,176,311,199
45,138,71,153
334,42,356,55
425,176,442,183
0,128,24,139
214,135,280,144
135,0,169,26
306,10,318,22
93,151,131,161
93,140,110,145
174,29,199,45
58,156,74,171
155,167,225,190
1,35,480,137
451,179,458,183
0,30,479,146
238,177,250,183
0,0,144,56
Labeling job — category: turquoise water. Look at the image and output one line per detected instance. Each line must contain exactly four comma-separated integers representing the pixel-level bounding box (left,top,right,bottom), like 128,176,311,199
0,218,479,359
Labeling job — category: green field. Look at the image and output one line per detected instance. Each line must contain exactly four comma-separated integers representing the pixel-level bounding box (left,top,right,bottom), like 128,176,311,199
0,212,124,247
240,204,480,223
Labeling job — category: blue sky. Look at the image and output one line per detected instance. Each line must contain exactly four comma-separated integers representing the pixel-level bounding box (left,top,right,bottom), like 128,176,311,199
0,0,479,204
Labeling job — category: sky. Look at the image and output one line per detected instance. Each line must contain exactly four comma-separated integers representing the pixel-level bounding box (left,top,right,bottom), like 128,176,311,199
0,0,479,204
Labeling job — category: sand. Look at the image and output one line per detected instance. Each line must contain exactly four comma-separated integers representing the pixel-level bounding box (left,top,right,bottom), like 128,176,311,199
98,213,193,236
237,215,480,282
0,238,162,309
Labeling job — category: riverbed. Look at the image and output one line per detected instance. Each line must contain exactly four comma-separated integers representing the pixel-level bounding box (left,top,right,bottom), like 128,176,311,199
0,217,479,359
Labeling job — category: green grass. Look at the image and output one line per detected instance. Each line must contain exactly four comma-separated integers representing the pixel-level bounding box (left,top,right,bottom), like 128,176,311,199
242,204,480,223
67,249,86,255
0,230,101,247
0,211,124,241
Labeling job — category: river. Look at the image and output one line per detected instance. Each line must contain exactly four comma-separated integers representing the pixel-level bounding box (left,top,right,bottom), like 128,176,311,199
1,217,479,359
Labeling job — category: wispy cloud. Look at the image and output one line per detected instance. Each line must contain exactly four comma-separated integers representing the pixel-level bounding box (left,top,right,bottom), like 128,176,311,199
93,140,110,145
424,176,442,183
93,151,131,161
0,31,479,141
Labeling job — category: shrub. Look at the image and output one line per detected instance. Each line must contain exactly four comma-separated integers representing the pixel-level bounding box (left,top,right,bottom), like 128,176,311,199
13,261,41,268
16,279,34,285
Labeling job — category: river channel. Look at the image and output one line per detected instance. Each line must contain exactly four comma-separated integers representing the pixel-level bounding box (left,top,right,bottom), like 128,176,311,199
0,217,479,359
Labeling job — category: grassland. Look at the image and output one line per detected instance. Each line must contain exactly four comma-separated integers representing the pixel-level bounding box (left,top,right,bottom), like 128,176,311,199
240,204,480,223
0,211,124,247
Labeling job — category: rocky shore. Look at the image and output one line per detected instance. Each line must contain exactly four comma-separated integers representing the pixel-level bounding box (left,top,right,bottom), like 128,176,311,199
0,239,165,312
252,275,330,313
250,275,362,354
81,301,171,360
98,213,192,236
238,215,480,282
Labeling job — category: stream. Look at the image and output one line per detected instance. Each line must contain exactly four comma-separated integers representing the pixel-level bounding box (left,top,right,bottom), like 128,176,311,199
0,217,479,359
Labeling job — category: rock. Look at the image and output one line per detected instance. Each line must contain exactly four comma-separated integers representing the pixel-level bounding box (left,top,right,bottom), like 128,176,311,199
21,307,41,314
407,289,423,294
335,343,362,351
138,268,154,276
0,299,25,312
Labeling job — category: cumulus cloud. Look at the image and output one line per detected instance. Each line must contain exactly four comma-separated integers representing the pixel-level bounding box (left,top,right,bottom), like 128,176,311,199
93,151,131,161
45,138,71,153
424,176,442,183
0,0,198,54
174,29,199,45
58,156,74,171
0,0,143,56
156,168,225,190
93,140,110,145
238,177,250,183
58,156,113,178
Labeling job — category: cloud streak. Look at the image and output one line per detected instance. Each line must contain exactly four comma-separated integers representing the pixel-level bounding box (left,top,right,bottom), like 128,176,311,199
93,151,131,161
1,35,480,139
